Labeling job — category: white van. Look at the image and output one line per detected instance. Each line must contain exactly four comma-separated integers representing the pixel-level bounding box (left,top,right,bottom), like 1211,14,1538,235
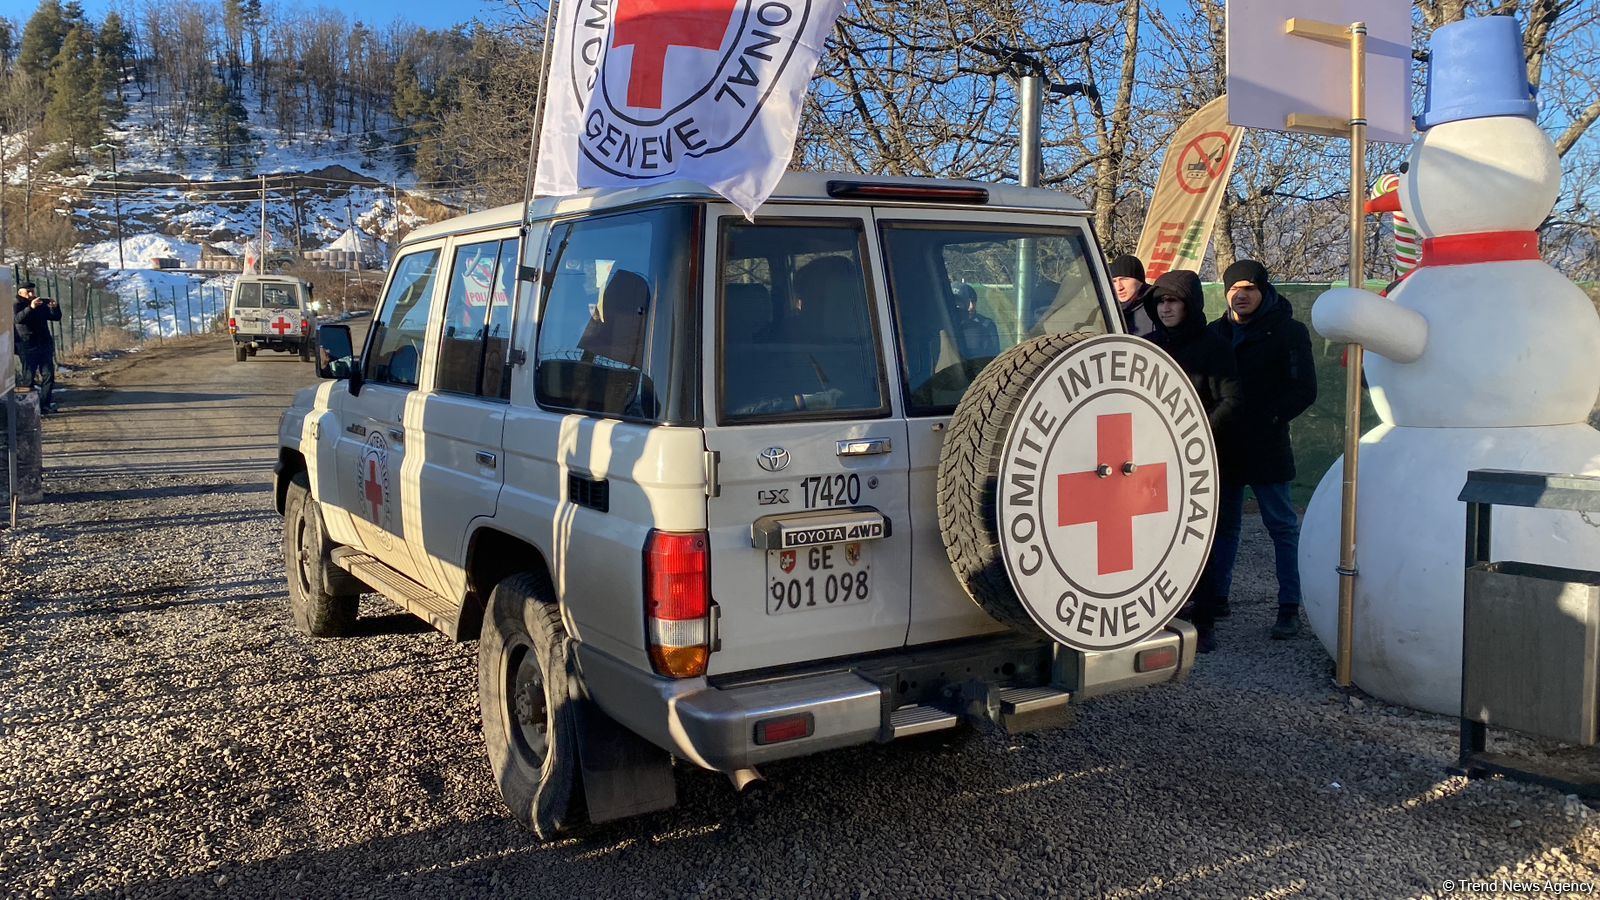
229,275,313,362
274,173,1215,838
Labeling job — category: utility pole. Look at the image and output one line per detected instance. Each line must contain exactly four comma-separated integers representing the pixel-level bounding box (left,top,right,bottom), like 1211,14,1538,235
390,179,400,263
259,174,268,270
94,144,126,270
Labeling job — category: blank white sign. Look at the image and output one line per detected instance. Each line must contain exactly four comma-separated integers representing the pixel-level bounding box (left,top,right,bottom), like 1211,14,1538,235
1226,0,1413,145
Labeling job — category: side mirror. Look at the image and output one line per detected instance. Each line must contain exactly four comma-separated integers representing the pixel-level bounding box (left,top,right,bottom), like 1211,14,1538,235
316,323,360,392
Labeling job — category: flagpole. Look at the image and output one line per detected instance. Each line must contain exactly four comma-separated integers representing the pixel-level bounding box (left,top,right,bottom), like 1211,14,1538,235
522,0,561,227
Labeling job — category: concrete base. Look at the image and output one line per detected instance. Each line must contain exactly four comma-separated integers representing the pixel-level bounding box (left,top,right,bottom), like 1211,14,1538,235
4,389,44,506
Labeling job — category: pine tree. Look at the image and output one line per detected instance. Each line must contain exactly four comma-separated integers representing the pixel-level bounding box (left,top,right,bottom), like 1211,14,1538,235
45,25,104,156
203,76,251,168
18,0,68,82
98,10,129,100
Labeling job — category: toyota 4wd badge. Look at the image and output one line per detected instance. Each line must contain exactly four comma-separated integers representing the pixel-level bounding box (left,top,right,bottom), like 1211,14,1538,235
998,335,1218,651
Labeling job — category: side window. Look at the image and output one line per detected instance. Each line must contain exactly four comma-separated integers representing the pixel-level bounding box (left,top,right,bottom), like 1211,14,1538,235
481,239,519,400
718,220,888,423
436,240,499,396
366,249,441,388
233,283,260,308
880,224,1107,416
535,206,697,421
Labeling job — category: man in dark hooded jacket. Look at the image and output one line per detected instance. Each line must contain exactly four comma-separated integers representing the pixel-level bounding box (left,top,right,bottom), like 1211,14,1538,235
13,281,61,412
1203,260,1317,640
1107,254,1159,338
1150,270,1242,652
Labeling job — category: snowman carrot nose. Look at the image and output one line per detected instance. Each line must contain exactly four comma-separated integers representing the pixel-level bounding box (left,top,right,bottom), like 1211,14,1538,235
1365,189,1403,215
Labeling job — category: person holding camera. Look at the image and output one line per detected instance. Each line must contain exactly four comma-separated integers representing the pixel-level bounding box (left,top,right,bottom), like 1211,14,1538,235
13,281,61,413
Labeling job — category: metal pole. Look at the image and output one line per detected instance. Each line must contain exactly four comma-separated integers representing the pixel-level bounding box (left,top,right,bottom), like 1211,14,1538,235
133,287,144,341
112,147,125,271
1335,21,1369,688
184,283,193,336
6,391,16,528
521,0,561,224
1016,75,1042,340
260,174,268,269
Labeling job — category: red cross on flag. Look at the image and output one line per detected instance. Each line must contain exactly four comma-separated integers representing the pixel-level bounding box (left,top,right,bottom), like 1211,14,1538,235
534,0,848,216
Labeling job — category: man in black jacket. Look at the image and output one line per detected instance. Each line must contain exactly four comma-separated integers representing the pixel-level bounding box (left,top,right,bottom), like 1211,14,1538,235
1203,260,1317,640
1150,270,1242,652
13,281,61,412
1107,254,1159,338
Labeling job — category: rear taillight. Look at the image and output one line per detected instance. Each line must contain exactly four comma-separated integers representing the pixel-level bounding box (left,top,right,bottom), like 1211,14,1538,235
300,319,309,332
645,530,711,678
1136,645,1178,673
228,317,237,333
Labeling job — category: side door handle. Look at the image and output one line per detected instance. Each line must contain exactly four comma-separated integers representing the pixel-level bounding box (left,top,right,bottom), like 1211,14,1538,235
837,437,893,457
476,451,498,469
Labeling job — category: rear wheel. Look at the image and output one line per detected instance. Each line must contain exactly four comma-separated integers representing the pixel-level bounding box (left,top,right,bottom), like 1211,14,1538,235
478,572,585,839
234,345,246,363
283,472,360,636
937,332,1095,634
299,340,312,362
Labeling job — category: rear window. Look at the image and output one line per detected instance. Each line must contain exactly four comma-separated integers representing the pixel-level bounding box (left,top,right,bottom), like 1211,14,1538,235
717,219,889,424
232,283,260,308
880,223,1107,416
534,204,700,424
233,282,301,310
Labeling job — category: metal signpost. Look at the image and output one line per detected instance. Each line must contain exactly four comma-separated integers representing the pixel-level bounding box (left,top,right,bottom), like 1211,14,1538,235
1226,0,1411,686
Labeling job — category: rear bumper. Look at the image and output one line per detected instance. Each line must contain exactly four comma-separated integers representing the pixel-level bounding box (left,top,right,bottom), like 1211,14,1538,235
574,622,1196,773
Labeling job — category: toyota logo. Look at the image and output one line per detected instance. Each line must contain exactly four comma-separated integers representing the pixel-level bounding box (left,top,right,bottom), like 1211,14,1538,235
757,447,790,472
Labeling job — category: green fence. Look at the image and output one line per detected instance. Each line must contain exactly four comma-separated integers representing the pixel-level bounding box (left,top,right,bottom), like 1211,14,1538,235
10,265,231,356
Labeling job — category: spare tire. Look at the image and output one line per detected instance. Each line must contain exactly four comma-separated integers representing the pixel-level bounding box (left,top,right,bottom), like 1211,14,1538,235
937,333,1219,651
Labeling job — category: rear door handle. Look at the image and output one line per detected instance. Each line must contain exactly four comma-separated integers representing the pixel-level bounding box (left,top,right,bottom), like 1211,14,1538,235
388,428,404,443
837,437,893,457
476,451,497,469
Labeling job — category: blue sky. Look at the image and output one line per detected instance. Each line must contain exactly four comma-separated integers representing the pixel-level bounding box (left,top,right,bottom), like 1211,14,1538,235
0,0,499,30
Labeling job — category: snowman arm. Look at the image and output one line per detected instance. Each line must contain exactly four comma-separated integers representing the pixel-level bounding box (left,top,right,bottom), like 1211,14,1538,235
1311,287,1428,364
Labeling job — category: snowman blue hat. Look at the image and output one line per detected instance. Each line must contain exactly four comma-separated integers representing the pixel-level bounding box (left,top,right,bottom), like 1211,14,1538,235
1417,16,1539,130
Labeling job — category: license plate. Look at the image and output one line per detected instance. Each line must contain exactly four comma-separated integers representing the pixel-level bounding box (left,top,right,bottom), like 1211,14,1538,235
767,542,871,615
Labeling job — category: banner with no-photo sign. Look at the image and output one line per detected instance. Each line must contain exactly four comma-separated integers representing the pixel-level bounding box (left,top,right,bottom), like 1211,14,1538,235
533,0,847,216
1135,95,1243,282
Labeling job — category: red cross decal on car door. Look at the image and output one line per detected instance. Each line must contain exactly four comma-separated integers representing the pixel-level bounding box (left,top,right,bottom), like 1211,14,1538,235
1057,413,1168,575
612,0,739,109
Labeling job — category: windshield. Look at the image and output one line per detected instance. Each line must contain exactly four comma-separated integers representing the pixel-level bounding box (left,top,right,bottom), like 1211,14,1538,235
880,223,1108,416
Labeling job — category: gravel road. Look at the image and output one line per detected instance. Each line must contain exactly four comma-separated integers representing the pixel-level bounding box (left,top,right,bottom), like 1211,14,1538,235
2,335,1597,899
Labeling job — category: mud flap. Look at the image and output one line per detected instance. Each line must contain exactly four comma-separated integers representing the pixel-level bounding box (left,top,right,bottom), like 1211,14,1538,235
573,694,677,825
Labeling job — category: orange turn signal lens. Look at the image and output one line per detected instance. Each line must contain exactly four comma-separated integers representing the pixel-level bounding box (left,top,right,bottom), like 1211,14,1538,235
648,645,709,679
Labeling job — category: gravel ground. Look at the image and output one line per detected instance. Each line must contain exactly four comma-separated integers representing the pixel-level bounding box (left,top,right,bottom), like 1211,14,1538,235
2,335,1598,899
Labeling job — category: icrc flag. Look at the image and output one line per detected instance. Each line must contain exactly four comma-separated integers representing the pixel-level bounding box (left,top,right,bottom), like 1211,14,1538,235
533,0,847,216
1135,95,1243,282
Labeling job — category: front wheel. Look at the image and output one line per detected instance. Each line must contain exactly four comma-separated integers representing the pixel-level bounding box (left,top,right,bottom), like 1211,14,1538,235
283,472,360,636
478,573,585,839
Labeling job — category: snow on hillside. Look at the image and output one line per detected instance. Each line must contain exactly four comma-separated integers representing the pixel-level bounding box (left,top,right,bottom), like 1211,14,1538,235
74,234,203,268
7,78,455,338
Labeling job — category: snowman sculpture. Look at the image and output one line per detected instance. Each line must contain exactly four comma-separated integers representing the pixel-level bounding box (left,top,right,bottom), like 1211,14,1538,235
1302,16,1600,716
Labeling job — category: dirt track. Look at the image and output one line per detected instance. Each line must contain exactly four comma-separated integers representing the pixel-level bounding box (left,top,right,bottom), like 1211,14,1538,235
1,334,1597,898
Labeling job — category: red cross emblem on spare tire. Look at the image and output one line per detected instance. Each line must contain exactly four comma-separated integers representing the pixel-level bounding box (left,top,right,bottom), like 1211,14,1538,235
935,333,1218,652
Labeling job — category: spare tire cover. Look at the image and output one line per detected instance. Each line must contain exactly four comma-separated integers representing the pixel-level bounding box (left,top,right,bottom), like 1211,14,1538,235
937,333,1219,651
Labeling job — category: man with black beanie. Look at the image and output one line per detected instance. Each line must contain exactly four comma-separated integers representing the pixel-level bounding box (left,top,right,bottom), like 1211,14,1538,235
13,281,61,412
1202,260,1317,640
1107,254,1159,338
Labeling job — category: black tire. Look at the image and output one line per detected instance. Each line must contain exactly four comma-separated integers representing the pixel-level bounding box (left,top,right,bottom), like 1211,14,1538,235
936,332,1095,635
299,340,313,363
234,344,247,363
478,573,585,839
283,472,360,637
246,346,257,357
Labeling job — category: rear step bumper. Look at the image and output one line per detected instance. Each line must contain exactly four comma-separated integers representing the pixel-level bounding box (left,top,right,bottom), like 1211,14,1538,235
574,621,1196,773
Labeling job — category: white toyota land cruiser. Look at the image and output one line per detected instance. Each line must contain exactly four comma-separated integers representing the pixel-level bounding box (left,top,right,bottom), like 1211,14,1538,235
275,173,1217,837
